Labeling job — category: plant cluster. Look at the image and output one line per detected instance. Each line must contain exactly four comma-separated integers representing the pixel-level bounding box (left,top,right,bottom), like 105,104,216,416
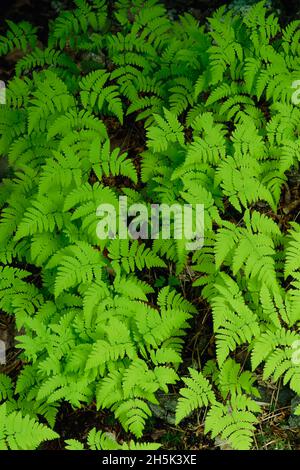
0,0,300,450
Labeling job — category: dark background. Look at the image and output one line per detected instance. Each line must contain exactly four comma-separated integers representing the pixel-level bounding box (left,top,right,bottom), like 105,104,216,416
1,0,299,28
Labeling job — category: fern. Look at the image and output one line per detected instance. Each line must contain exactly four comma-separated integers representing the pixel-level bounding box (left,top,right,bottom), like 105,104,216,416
0,403,58,450
176,359,261,450
147,108,185,152
66,427,160,450
1,0,300,451
175,368,216,424
0,21,37,56
79,70,124,123
108,239,166,274
204,399,258,450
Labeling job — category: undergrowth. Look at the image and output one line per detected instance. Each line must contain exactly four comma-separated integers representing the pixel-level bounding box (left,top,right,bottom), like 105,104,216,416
0,0,300,450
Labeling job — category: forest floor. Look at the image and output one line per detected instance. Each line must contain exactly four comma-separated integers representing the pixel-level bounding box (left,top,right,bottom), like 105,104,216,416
1,0,300,450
